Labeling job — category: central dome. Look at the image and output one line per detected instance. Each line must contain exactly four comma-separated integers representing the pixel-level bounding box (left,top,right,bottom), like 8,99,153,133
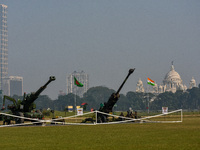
163,65,182,84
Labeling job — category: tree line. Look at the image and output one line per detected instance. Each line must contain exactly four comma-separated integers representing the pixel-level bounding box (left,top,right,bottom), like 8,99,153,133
3,85,200,112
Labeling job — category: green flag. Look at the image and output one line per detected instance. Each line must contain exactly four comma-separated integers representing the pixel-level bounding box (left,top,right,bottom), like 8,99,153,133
74,77,83,87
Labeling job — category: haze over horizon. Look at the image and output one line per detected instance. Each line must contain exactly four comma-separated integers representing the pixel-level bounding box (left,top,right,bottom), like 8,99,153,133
0,0,199,99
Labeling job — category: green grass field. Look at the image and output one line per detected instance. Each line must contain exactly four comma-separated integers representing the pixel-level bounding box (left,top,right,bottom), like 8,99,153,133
0,115,199,150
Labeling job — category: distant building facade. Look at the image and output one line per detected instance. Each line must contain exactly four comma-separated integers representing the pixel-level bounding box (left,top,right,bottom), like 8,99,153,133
9,76,23,96
2,76,23,96
136,63,197,93
66,71,89,97
0,4,8,94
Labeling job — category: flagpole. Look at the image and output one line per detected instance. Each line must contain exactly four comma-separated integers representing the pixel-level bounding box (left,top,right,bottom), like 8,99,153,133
148,86,149,114
146,82,150,114
147,77,156,115
74,86,77,119
73,76,83,122
147,84,149,114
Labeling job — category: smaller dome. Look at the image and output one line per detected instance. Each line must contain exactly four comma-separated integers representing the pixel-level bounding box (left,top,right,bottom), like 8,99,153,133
137,78,143,85
189,77,196,88
190,77,196,83
136,78,145,93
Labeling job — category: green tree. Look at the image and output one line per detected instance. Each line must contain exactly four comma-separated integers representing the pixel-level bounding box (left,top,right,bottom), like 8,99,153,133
187,87,200,109
126,92,146,110
116,94,129,111
82,86,115,110
151,92,175,110
53,93,80,111
35,95,53,110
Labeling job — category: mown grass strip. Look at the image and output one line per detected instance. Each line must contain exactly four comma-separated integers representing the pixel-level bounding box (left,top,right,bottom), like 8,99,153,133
0,116,199,150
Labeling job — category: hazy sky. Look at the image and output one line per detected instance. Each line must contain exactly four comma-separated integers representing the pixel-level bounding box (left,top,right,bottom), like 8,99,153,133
0,0,200,99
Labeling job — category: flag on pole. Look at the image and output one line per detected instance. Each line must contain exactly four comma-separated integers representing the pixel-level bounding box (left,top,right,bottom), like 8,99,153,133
74,77,83,87
147,78,155,86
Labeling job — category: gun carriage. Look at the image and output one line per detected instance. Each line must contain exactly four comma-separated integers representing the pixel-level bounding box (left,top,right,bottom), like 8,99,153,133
1,76,55,124
98,69,135,122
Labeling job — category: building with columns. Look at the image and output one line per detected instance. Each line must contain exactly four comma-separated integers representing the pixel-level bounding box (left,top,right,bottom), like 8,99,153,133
136,63,197,93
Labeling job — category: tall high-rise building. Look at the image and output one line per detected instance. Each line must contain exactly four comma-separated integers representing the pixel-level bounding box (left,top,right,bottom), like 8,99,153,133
0,4,8,93
66,71,89,97
9,76,23,96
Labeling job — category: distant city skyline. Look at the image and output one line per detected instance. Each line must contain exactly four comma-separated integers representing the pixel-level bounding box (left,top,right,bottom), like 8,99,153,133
0,0,199,99
0,4,23,97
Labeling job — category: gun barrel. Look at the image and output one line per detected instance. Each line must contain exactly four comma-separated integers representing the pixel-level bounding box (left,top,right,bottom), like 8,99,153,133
34,76,56,97
116,68,135,94
24,76,55,106
100,68,135,113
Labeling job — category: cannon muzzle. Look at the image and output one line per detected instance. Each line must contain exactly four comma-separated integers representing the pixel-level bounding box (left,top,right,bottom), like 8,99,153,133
34,76,56,97
49,76,56,82
116,68,135,95
129,68,135,75
99,68,135,113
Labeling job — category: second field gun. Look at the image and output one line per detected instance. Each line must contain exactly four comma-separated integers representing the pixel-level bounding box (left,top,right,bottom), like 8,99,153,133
1,76,56,124
98,69,135,123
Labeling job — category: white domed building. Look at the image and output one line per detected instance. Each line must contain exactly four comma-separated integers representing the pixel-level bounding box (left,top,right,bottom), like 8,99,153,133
136,63,197,93
162,64,186,93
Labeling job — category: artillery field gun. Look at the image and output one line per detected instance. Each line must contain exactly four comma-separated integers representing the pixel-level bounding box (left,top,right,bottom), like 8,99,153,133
82,69,135,123
98,68,135,122
1,76,55,124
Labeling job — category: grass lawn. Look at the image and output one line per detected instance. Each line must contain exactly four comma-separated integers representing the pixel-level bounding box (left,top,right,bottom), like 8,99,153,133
0,115,199,150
